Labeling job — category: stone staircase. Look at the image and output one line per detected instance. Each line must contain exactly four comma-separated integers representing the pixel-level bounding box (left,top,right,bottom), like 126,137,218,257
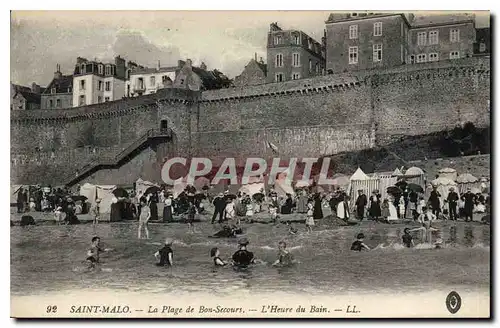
64,128,173,187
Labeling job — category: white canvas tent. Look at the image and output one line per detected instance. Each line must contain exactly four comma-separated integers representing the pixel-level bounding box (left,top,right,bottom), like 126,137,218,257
404,166,425,187
438,167,457,181
79,183,116,214
10,185,23,204
135,178,160,198
348,168,379,209
239,182,266,196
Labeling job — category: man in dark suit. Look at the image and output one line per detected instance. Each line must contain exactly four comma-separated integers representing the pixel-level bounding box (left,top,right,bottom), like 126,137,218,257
462,188,477,222
355,189,367,221
447,187,459,221
211,193,226,224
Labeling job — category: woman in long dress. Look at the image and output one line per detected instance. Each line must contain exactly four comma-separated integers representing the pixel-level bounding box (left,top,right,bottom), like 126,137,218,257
163,194,174,222
313,193,323,220
296,190,308,213
369,191,381,221
149,192,159,221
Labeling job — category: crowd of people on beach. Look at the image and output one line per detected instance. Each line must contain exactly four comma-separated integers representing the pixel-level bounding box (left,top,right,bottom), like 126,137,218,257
12,175,491,272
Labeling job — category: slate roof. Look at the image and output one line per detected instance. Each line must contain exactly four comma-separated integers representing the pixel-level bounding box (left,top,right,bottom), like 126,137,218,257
43,75,73,94
16,90,41,104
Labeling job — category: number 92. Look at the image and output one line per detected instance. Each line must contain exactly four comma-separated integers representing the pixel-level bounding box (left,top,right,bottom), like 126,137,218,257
46,305,57,313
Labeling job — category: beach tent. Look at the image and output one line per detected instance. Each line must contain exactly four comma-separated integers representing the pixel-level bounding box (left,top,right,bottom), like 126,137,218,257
371,171,397,202
438,167,457,181
79,183,97,203
239,182,266,197
404,166,426,187
456,173,480,194
172,177,189,198
10,185,23,204
135,178,160,198
80,183,116,214
392,167,404,177
349,168,379,209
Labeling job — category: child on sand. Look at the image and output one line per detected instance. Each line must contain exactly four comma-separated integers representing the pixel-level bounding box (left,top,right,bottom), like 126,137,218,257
210,247,227,266
350,233,371,251
305,201,314,233
54,206,65,225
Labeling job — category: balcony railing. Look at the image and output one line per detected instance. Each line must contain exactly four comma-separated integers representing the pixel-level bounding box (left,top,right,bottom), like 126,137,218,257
65,128,173,186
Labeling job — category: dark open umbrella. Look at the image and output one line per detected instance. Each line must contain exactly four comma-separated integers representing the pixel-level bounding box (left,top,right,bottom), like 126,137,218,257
194,192,207,201
225,193,237,200
112,188,129,198
144,186,161,195
252,193,265,202
387,186,402,195
406,183,424,193
71,195,88,202
395,180,408,189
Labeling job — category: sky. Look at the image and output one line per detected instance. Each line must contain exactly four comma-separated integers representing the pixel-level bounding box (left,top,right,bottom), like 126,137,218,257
10,10,490,87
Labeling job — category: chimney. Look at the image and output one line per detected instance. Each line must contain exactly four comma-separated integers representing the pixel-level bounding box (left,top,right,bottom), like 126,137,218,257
31,82,40,94
408,13,415,23
186,59,192,67
200,62,207,70
254,53,257,61
53,64,62,80
157,60,161,70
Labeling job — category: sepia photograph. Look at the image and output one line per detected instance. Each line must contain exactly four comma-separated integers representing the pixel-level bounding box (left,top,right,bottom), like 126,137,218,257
9,9,491,318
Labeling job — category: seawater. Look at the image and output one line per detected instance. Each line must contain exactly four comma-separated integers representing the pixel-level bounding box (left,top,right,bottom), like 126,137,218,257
11,220,490,297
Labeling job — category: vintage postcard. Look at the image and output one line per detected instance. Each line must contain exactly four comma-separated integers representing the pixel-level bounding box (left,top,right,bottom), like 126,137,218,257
10,10,490,318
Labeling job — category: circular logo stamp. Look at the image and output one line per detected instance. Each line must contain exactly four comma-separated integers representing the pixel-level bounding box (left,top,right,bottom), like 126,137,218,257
446,291,462,314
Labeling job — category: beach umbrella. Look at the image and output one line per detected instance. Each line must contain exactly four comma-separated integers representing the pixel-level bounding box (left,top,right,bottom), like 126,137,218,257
395,180,408,189
252,193,265,202
144,186,161,195
226,193,237,200
112,188,129,198
406,183,424,193
387,186,402,195
71,195,88,202
456,173,478,184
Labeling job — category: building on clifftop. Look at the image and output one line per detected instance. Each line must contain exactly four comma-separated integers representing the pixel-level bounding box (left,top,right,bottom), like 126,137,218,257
11,82,44,111
72,56,127,107
267,22,325,83
233,54,267,87
41,64,73,109
172,59,232,91
325,12,477,73
128,60,177,97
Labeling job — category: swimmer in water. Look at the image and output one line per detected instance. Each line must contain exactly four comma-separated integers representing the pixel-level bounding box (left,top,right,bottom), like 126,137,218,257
210,247,227,266
402,228,415,248
232,238,255,267
272,241,294,267
350,233,371,251
154,238,174,267
411,207,439,243
288,222,298,235
85,236,113,270
138,197,151,239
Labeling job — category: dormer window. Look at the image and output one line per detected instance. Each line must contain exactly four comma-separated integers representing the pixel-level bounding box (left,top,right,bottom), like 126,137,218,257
51,87,56,94
80,64,85,74
274,35,282,45
98,64,104,75
105,65,111,76
293,34,300,45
